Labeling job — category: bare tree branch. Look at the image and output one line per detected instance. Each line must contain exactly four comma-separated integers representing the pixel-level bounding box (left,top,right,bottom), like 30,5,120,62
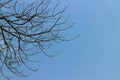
0,0,73,79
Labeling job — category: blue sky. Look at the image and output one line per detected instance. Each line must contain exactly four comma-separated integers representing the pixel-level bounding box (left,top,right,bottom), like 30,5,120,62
11,0,120,80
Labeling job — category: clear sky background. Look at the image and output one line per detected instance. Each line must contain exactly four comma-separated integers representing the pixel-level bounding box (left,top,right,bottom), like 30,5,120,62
12,0,120,80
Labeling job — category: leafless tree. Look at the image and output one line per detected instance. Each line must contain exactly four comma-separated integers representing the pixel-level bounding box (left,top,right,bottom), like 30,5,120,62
0,0,74,80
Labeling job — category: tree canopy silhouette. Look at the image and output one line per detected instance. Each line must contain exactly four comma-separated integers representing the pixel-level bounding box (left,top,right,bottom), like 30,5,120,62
0,0,73,79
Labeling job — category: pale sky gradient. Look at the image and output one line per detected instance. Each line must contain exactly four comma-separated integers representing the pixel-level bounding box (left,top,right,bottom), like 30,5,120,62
10,0,120,80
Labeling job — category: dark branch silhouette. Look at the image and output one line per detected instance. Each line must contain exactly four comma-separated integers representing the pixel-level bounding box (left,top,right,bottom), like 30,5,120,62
0,0,73,79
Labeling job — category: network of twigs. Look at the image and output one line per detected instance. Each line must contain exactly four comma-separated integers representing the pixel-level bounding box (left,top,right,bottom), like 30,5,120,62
0,0,72,80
